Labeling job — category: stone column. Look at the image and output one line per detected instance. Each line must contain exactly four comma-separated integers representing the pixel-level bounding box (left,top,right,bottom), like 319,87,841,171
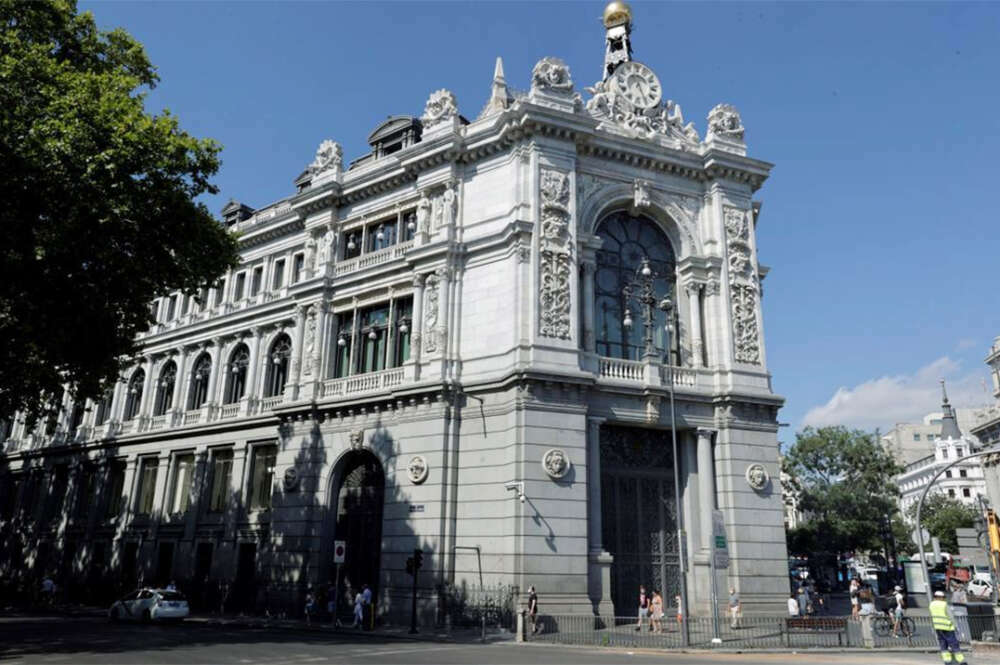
685,280,705,368
410,275,425,379
697,428,716,551
385,292,396,370
313,300,329,379
137,356,156,425
184,448,208,542
436,267,451,360
580,258,597,353
586,417,614,615
110,377,126,427
347,299,359,375
171,349,188,423
289,305,307,399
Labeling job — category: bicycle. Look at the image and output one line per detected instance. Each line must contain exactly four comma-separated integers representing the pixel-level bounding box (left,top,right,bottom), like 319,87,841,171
872,611,914,638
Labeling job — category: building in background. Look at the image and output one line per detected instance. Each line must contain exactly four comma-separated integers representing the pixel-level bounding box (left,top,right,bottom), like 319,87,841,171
883,409,981,467
0,3,787,619
972,336,1000,511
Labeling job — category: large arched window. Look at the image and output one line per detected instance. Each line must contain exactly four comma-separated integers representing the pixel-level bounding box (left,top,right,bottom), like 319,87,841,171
264,335,292,398
188,353,212,410
124,369,145,421
594,212,677,362
225,344,250,404
153,361,176,416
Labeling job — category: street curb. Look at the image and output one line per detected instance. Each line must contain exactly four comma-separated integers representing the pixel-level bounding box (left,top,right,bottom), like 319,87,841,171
519,639,940,656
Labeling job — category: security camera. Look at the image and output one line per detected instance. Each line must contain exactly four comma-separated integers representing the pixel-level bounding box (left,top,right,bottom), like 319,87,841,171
519,493,526,504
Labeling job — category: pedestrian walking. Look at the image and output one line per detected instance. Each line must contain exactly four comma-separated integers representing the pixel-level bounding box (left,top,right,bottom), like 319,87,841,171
787,592,799,617
635,585,649,631
674,594,683,625
527,585,539,634
891,585,907,638
849,578,860,618
40,575,56,606
327,583,337,625
351,587,363,628
304,588,316,625
930,590,967,664
650,590,663,633
728,587,741,629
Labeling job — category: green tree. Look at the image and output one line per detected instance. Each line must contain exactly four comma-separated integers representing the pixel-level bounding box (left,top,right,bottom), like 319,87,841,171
0,1,239,423
906,494,978,554
782,426,904,556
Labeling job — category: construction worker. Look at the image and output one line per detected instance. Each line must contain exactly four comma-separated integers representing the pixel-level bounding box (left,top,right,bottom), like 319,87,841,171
930,589,967,664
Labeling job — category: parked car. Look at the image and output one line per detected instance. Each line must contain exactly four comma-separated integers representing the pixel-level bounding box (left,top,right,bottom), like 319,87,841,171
109,588,189,622
967,578,994,599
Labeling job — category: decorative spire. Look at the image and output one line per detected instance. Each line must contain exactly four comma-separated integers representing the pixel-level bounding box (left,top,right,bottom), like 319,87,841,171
602,1,634,80
939,379,963,441
479,56,512,118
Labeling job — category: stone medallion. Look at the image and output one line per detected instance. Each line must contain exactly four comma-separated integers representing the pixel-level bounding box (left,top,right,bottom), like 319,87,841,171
745,463,769,491
282,466,300,492
542,448,571,479
407,455,429,485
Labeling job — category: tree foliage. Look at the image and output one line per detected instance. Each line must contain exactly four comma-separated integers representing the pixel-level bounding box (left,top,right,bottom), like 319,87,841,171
0,1,239,423
782,426,904,556
906,493,978,554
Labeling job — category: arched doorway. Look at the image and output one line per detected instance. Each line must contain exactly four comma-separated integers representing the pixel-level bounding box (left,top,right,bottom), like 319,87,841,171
599,424,681,616
329,450,385,617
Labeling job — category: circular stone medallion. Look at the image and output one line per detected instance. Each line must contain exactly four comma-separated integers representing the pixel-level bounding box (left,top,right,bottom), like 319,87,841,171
283,466,300,492
407,455,429,485
542,448,571,479
745,463,770,491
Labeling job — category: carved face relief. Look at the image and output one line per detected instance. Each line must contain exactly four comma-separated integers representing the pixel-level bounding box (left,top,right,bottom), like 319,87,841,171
745,463,769,491
282,466,300,492
407,456,429,484
349,429,364,450
542,448,570,479
531,57,573,93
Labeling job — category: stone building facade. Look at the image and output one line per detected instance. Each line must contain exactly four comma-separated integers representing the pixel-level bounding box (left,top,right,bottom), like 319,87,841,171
0,5,787,620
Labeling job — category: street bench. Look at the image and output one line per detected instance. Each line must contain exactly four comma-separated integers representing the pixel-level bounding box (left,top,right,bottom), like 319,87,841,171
785,617,849,646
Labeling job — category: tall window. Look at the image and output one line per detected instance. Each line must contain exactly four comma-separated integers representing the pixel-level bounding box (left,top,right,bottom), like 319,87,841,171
105,461,126,519
214,279,226,307
153,361,176,416
401,211,417,242
357,305,389,373
165,295,177,321
334,312,355,379
44,465,69,522
169,454,195,514
249,445,277,511
124,369,145,421
341,232,361,260
233,273,246,301
365,217,397,252
1,474,22,520
225,345,250,404
68,401,85,438
251,266,263,296
292,253,305,283
594,212,677,362
76,467,95,519
94,391,112,426
136,458,158,516
393,297,413,366
188,354,212,410
208,449,233,513
264,335,291,397
272,259,285,290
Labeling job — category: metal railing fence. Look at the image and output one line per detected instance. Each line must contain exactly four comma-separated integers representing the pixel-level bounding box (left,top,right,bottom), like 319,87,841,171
526,613,997,650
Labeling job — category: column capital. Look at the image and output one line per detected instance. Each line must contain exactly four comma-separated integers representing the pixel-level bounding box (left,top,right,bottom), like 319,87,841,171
412,273,426,288
580,258,597,274
683,278,705,296
696,427,716,440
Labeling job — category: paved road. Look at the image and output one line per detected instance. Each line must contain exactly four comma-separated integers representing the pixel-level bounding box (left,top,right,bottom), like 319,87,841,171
0,616,954,664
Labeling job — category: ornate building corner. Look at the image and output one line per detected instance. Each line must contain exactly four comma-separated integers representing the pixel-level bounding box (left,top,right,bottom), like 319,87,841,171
421,89,460,134
538,169,573,340
724,207,761,365
303,139,343,187
529,57,579,111
705,103,746,154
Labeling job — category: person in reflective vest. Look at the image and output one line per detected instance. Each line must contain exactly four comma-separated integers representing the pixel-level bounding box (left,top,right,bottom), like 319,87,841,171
930,590,967,664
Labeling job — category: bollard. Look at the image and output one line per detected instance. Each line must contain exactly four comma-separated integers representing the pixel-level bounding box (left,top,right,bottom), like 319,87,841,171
860,615,874,648
517,609,525,642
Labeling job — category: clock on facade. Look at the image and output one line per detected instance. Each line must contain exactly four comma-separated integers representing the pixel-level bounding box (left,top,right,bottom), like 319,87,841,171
610,61,662,109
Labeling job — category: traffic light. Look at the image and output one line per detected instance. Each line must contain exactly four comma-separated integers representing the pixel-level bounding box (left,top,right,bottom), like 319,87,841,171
405,556,414,576
413,548,423,571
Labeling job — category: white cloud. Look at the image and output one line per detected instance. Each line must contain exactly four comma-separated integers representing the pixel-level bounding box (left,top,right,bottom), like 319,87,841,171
801,356,988,431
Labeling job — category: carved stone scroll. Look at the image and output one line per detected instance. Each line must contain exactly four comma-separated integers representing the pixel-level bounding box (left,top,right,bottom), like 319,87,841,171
725,206,761,365
538,169,572,339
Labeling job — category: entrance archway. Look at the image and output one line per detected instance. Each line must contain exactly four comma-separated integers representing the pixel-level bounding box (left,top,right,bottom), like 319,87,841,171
599,424,681,615
328,450,385,615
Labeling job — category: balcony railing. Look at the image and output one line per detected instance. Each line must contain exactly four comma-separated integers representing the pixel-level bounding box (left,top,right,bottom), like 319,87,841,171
598,357,644,382
219,403,240,419
149,414,168,431
321,367,406,399
260,395,283,411
334,240,413,277
597,356,709,390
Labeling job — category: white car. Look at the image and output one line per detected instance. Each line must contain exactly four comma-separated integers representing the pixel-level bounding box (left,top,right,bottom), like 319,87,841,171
109,588,189,622
967,579,994,599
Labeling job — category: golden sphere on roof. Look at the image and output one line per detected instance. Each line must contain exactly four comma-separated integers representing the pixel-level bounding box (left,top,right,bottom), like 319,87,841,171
603,1,632,28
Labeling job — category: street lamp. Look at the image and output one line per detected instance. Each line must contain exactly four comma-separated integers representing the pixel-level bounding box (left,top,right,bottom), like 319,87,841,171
620,255,689,646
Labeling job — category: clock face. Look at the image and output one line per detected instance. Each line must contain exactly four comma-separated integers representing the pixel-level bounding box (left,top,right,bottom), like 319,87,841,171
611,61,662,109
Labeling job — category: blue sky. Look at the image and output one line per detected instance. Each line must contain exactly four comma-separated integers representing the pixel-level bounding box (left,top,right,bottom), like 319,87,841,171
83,1,999,437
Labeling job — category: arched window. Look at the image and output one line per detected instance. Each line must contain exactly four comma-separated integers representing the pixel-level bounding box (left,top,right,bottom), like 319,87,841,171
188,354,212,410
264,335,292,398
124,369,145,421
225,344,250,404
594,212,677,362
153,361,176,416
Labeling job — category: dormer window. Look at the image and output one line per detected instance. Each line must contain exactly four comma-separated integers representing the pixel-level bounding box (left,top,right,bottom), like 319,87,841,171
220,199,253,226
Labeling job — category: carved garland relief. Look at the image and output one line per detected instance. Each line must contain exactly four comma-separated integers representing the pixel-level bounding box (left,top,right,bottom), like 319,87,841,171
724,207,761,365
424,273,440,353
538,169,573,339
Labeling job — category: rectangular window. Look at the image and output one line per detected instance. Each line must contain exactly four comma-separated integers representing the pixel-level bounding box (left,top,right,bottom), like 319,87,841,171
913,433,921,441
214,280,226,307
393,296,413,367
149,301,159,321
209,449,233,513
136,458,159,516
233,273,246,302
341,232,361,260
251,266,263,296
272,259,285,290
292,253,305,282
948,488,956,498
180,294,189,316
357,305,389,374
962,487,971,498
945,470,952,478
249,445,277,511
105,461,126,519
76,467,95,518
45,465,69,522
957,447,965,457
401,209,416,242
198,287,209,311
169,454,195,514
334,312,354,378
365,217,397,253
166,295,177,321
960,469,968,478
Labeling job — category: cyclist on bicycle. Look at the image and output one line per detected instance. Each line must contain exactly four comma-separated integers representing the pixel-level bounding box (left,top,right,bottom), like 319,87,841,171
890,585,907,637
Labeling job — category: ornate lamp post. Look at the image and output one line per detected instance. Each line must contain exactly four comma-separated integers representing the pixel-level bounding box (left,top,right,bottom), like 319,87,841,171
622,256,689,646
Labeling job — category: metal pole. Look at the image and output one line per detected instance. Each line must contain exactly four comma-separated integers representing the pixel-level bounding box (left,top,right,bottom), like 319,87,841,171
668,370,690,647
334,562,341,628
915,445,1000,607
709,533,721,644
